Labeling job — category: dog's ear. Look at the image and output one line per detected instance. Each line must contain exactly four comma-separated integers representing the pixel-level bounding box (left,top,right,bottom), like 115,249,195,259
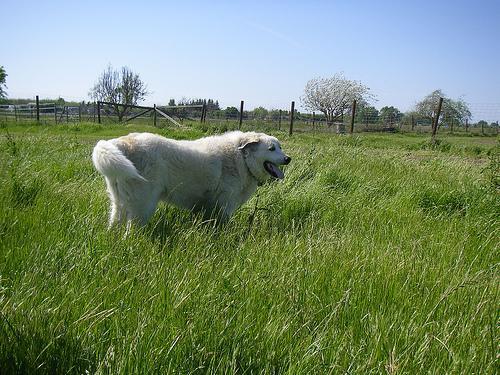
238,136,260,152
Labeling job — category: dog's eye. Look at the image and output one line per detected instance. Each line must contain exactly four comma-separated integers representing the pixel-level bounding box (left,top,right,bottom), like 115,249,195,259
269,145,276,151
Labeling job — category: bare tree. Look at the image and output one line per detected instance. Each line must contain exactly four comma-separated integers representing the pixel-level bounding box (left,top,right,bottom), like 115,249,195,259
89,65,148,122
301,73,374,133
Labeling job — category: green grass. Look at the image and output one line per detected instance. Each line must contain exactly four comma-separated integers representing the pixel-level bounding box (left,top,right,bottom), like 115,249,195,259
0,121,498,374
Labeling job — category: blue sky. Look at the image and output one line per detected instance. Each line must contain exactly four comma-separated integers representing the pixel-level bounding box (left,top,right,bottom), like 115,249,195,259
2,0,499,114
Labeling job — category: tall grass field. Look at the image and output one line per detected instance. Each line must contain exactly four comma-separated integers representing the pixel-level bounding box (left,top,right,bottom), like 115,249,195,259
0,120,498,374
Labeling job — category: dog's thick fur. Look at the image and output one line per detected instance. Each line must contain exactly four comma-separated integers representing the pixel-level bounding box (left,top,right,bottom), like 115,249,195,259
92,131,290,229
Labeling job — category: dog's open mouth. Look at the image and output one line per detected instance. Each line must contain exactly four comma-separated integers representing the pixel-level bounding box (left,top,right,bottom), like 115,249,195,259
264,161,284,179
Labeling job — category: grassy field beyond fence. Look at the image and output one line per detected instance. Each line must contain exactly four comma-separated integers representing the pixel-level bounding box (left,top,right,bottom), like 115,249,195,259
0,120,498,374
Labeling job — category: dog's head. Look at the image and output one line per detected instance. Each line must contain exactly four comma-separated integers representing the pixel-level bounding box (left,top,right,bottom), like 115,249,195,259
238,132,291,183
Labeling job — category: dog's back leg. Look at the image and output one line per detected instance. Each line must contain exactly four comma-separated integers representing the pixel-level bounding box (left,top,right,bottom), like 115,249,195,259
124,198,159,236
125,198,159,226
118,182,161,231
105,177,125,228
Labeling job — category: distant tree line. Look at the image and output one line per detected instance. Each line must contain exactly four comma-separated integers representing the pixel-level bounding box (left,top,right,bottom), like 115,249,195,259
0,96,86,107
0,65,497,128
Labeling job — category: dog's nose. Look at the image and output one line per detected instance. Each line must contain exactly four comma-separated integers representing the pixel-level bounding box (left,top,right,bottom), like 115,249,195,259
284,156,291,165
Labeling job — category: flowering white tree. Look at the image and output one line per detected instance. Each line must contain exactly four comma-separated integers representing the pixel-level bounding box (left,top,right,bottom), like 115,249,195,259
301,73,374,132
415,89,471,126
0,66,7,99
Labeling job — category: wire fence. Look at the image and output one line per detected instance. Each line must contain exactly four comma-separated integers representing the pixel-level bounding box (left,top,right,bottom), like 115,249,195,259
0,102,97,123
1,96,498,136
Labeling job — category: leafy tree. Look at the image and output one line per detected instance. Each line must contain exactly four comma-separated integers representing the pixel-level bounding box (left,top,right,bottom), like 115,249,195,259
379,106,402,125
301,73,374,132
89,65,148,122
415,89,444,122
177,98,220,110
355,104,379,124
169,97,221,119
416,89,471,127
177,97,190,106
252,106,268,120
0,66,7,99
268,109,282,121
205,99,220,111
445,97,471,125
224,106,239,118
401,111,421,128
477,120,488,128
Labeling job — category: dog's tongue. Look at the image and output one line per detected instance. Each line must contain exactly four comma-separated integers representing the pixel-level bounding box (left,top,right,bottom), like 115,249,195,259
268,163,284,179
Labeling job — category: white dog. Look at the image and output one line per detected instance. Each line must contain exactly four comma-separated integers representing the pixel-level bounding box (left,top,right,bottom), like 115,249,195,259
92,131,291,230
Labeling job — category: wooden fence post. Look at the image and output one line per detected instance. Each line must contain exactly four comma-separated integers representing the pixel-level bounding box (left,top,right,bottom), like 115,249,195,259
465,118,468,132
14,105,18,122
54,105,57,123
312,112,315,130
278,109,282,130
481,120,484,135
349,100,356,134
97,101,101,124
66,106,69,122
239,100,244,129
200,104,205,123
78,105,81,122
289,101,295,136
153,104,157,127
203,104,207,123
450,118,454,133
36,95,40,122
431,97,443,142
411,115,415,131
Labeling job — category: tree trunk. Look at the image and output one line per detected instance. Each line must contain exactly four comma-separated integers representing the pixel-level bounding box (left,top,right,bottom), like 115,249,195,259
336,112,345,134
116,106,129,122
112,104,122,122
324,112,345,133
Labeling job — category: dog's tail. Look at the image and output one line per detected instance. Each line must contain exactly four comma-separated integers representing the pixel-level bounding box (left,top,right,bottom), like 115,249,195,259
92,140,147,182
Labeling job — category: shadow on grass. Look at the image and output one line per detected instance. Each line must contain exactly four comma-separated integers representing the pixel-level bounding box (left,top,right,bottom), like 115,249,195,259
146,205,250,250
0,314,95,374
417,189,469,216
